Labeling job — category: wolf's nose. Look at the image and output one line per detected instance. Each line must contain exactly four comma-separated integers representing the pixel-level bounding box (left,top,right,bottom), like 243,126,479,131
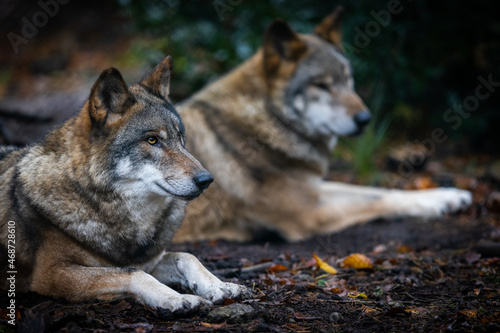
354,110,371,127
193,171,214,191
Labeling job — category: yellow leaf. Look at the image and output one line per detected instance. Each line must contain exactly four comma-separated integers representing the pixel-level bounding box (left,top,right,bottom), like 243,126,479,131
342,253,373,269
348,292,368,299
312,253,338,275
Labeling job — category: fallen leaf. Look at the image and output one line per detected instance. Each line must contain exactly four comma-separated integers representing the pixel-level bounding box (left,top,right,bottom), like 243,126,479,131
223,298,236,306
397,245,414,253
459,309,477,318
201,322,225,329
328,288,343,294
313,253,338,274
110,300,131,315
268,264,288,272
342,253,373,269
413,176,438,190
348,292,368,299
317,279,328,287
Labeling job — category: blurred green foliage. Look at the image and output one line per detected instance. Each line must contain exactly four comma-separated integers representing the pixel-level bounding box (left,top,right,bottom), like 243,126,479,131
115,0,499,155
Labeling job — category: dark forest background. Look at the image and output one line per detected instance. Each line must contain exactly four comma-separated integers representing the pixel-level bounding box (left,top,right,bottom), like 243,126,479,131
0,0,498,166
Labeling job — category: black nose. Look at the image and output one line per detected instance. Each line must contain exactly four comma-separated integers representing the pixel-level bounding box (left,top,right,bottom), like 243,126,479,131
354,110,371,128
193,171,214,191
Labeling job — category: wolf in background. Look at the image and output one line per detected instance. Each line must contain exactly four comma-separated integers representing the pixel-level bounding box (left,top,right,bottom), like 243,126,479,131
174,8,472,242
0,57,248,312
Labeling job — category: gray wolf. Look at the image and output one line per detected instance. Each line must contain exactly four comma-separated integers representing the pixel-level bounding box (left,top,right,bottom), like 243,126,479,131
173,8,472,242
0,57,248,313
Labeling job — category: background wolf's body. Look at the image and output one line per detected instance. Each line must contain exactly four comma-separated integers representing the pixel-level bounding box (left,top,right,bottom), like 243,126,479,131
174,10,472,242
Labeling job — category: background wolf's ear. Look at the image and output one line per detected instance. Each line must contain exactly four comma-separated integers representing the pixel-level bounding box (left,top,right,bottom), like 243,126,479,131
140,56,173,100
314,6,343,47
263,20,307,75
88,68,135,128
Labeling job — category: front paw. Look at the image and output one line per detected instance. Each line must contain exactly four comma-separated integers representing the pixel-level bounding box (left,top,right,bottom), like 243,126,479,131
167,294,213,314
414,188,472,216
197,282,251,304
385,187,472,218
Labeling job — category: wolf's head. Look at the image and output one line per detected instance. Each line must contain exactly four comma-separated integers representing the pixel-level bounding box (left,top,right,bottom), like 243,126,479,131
262,7,370,148
84,57,213,201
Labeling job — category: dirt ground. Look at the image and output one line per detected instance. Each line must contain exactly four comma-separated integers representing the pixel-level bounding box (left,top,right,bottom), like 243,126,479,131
1,163,499,333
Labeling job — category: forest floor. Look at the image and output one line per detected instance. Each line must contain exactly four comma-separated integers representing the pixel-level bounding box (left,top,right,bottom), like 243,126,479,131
1,157,500,333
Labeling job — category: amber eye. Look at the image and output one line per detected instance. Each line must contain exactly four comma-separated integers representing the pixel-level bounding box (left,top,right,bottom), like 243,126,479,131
147,137,158,145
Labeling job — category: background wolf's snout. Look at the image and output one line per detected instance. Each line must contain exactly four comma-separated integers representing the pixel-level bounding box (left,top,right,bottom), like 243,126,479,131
354,110,371,128
193,171,214,191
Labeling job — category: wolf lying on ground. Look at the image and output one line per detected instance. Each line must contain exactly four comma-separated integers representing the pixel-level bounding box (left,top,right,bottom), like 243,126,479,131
173,8,472,242
0,57,248,312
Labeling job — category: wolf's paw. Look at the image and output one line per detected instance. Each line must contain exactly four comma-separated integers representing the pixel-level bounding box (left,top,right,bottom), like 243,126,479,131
195,281,251,304
388,187,472,217
167,294,213,314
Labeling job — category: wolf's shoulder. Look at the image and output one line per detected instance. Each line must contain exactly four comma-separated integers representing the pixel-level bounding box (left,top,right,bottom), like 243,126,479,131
0,145,24,160
0,145,29,175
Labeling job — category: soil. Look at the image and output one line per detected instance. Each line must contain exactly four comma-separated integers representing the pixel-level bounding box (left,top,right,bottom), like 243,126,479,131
1,166,499,333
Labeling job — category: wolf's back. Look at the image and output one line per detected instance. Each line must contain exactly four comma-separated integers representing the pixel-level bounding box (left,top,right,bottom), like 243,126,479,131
0,146,21,161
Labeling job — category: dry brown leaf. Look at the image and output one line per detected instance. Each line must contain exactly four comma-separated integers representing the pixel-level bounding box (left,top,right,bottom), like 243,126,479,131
343,253,373,269
268,264,288,272
222,298,236,306
413,176,438,190
201,322,226,329
459,309,477,318
397,245,414,253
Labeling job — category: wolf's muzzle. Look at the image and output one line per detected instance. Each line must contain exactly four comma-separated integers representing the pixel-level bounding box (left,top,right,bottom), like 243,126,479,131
193,171,214,191
348,110,371,137
354,110,371,128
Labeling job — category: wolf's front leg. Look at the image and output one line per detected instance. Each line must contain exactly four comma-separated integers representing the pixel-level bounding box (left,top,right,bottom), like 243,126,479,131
320,181,472,218
31,264,211,313
150,252,250,303
311,181,473,235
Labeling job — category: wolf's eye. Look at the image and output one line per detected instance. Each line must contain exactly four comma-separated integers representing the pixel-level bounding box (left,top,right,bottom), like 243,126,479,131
313,82,330,91
147,137,158,145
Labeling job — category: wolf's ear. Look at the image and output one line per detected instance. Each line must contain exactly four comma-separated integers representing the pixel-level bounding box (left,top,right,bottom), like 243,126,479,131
314,6,343,47
88,68,135,128
140,56,173,100
263,20,308,75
